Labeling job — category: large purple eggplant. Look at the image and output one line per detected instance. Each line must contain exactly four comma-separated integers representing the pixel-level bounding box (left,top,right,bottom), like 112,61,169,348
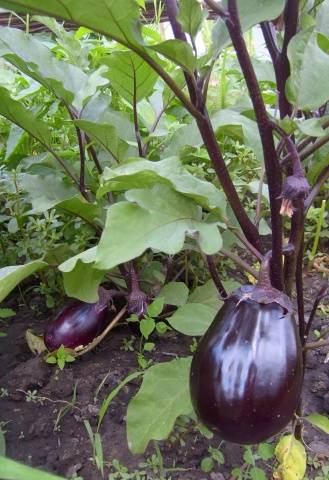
190,252,303,444
44,299,108,352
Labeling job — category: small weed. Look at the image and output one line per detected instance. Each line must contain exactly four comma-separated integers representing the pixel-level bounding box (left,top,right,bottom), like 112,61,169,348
46,344,76,370
201,444,225,473
0,388,9,398
25,389,39,403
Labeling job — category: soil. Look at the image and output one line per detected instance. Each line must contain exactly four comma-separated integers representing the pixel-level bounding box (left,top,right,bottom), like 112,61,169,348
0,272,328,480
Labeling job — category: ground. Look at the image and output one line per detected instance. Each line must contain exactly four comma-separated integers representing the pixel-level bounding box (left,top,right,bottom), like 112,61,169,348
0,272,328,480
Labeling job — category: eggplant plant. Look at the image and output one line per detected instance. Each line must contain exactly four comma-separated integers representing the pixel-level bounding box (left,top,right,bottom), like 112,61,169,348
0,0,328,471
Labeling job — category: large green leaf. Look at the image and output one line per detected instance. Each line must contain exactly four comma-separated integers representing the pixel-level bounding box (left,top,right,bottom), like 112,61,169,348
168,303,216,336
20,174,76,213
158,282,189,307
101,51,158,104
56,196,102,226
62,261,105,303
212,0,285,53
287,29,329,110
0,260,47,302
97,157,226,214
177,0,207,39
126,357,193,454
0,456,66,480
59,247,105,302
150,39,196,73
169,279,240,335
165,110,263,161
95,185,222,270
0,0,142,47
74,120,130,164
0,27,108,111
0,86,52,147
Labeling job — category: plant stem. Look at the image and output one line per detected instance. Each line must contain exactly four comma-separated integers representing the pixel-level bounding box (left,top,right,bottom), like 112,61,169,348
197,113,263,252
163,0,199,106
295,234,305,343
205,255,228,298
221,248,258,279
304,166,329,212
132,61,144,157
225,0,283,289
279,0,299,118
284,200,305,295
75,124,90,201
229,227,263,261
204,0,229,18
304,284,328,345
304,338,329,351
271,121,303,175
165,0,263,252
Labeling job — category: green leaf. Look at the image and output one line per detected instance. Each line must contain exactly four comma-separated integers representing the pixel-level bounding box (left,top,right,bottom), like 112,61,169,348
126,357,193,454
158,282,189,307
250,467,267,480
98,157,226,214
59,247,105,302
274,435,306,480
298,118,326,137
0,308,15,319
140,317,155,339
0,0,142,48
0,260,47,303
201,457,214,473
95,185,222,270
101,50,158,104
177,0,207,39
212,0,285,53
305,413,329,434
143,342,155,351
0,456,66,480
56,196,102,226
155,321,170,334
257,443,275,461
0,27,108,110
287,29,329,110
150,39,196,73
243,447,255,466
21,174,76,213
0,86,52,148
75,120,130,164
167,303,216,336
62,260,105,303
147,297,164,317
188,279,239,311
165,110,263,162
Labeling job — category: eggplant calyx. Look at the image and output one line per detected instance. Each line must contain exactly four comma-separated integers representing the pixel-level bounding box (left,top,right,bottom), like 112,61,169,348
127,290,148,318
232,250,293,313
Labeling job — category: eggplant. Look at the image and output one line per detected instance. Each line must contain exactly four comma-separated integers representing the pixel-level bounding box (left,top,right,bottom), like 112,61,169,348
44,299,108,352
190,252,303,444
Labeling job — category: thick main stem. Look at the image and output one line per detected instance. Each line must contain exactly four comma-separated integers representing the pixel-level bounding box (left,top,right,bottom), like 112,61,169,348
225,1,283,289
284,200,305,295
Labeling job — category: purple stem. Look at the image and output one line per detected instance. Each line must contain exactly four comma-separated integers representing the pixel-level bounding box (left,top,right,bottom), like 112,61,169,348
225,0,284,289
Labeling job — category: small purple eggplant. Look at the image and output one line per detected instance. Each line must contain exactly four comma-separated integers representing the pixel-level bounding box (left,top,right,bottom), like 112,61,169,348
44,300,108,352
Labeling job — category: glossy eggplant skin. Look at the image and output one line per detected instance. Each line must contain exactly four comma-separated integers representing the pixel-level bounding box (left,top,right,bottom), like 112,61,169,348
190,296,303,444
44,301,108,351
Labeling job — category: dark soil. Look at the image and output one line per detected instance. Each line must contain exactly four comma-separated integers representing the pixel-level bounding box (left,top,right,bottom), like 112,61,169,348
0,272,328,480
